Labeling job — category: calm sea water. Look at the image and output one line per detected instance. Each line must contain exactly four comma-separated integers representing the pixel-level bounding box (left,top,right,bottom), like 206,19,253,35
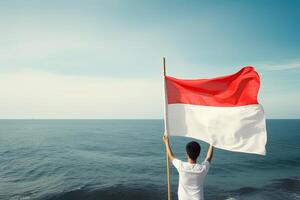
0,119,299,200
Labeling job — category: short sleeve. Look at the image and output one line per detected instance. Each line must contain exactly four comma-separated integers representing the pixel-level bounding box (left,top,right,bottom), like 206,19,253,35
172,158,182,171
201,160,210,173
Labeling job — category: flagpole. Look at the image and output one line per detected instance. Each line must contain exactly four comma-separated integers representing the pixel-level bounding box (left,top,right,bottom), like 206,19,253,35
163,57,171,200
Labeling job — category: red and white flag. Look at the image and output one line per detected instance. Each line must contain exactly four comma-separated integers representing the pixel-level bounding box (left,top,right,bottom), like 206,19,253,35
164,67,267,155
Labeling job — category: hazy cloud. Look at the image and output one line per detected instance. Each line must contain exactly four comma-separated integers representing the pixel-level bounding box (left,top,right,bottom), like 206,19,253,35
0,70,163,119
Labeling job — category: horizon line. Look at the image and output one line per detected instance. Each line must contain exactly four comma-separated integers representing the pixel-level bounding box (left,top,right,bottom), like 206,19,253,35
0,118,299,120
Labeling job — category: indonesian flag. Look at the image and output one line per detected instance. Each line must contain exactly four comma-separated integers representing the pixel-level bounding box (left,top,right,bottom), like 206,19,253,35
164,67,267,155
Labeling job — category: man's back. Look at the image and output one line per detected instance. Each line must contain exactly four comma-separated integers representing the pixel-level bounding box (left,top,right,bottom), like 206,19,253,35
162,137,214,200
172,159,210,200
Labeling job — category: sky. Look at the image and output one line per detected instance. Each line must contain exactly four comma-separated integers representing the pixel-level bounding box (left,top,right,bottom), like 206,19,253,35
0,0,299,119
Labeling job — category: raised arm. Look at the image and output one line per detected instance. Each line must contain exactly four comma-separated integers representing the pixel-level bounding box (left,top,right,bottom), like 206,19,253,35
205,145,214,163
163,135,175,161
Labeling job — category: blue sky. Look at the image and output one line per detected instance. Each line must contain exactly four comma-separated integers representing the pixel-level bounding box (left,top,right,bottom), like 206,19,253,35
0,0,299,119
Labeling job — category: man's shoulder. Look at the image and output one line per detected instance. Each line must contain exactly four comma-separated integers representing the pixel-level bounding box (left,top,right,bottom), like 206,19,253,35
172,158,183,170
172,159,211,172
197,160,210,172
201,160,211,168
172,158,183,165
181,160,210,172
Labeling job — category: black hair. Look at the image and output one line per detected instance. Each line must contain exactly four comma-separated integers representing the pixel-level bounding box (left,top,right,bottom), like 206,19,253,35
186,141,201,161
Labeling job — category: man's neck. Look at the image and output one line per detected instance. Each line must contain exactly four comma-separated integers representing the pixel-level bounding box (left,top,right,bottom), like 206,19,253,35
188,158,197,164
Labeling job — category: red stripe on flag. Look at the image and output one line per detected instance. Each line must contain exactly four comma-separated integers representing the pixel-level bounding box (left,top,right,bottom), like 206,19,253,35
165,67,260,107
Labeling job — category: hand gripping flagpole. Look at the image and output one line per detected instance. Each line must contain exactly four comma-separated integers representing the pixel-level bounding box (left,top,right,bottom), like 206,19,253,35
163,57,171,200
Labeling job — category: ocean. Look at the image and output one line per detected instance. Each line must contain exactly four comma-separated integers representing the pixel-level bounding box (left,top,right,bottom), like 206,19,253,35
0,119,299,200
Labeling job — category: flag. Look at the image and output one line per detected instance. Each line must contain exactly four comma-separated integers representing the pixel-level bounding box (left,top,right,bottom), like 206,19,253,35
164,67,267,155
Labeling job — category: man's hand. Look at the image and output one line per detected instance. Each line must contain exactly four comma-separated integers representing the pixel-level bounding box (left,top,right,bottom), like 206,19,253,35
162,135,169,144
163,135,174,161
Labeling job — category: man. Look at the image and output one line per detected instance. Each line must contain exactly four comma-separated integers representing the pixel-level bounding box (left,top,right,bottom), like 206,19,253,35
163,135,214,200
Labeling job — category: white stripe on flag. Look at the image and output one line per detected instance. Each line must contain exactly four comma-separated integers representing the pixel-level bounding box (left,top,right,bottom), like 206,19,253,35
167,104,267,155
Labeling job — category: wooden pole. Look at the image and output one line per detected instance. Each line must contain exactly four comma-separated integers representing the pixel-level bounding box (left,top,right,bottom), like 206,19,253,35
163,57,166,76
163,57,171,200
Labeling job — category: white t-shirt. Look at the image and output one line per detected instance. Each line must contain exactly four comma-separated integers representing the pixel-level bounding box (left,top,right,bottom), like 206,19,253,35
172,158,210,200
